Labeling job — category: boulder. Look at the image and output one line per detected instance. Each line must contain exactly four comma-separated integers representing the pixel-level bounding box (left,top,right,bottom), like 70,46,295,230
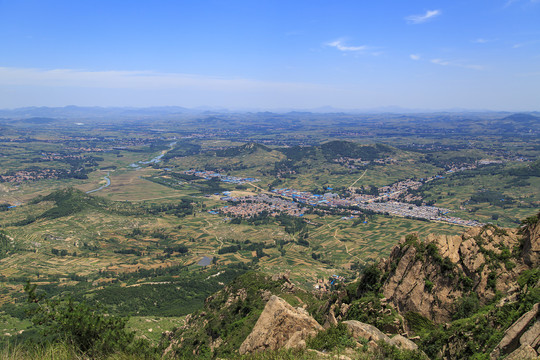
239,295,323,354
389,334,418,351
342,320,391,343
521,320,540,349
490,303,539,359
504,344,538,360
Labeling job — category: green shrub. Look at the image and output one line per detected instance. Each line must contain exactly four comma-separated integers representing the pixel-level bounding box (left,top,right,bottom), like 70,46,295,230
306,323,355,352
356,264,382,295
375,341,428,360
404,311,434,335
453,293,480,320
424,279,434,292
518,268,540,288
24,282,153,357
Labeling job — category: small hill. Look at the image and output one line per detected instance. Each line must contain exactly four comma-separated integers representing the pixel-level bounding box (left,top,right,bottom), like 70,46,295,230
166,142,285,173
486,113,540,134
320,141,394,161
501,113,540,123
507,159,540,178
27,188,106,222
280,140,395,162
18,117,57,124
211,142,271,157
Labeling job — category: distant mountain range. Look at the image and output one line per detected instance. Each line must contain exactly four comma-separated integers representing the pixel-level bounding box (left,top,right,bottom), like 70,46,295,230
0,105,538,119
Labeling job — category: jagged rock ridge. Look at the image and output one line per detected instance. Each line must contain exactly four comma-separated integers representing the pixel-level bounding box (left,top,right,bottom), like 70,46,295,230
380,223,537,322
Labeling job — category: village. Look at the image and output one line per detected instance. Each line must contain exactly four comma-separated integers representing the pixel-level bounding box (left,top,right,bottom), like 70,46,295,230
204,156,502,228
0,167,87,183
214,178,485,227
183,169,260,184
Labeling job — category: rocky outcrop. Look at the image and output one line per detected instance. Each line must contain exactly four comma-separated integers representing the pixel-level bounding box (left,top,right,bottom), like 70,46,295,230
504,344,538,360
388,334,419,351
343,320,390,343
381,225,532,322
239,295,323,354
490,303,540,359
521,215,540,268
343,320,420,353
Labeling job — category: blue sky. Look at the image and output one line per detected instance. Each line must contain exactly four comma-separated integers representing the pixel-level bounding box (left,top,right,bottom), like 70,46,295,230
0,0,539,110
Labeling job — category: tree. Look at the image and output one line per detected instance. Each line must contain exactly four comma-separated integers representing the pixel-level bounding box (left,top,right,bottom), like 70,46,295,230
24,282,152,357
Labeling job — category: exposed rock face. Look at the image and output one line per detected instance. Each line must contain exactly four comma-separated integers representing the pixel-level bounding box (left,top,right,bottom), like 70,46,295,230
504,344,538,360
239,295,323,354
343,320,390,343
381,225,531,322
521,216,540,268
389,334,419,351
490,303,540,359
343,320,420,353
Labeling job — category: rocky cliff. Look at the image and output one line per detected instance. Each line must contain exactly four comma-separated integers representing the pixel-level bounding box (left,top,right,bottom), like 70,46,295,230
380,222,538,322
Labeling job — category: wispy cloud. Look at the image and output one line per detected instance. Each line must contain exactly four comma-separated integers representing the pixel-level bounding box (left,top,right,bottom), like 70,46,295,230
504,0,519,7
431,59,484,70
517,71,540,76
472,38,497,44
410,54,421,60
325,40,368,52
431,59,451,66
0,66,320,91
513,40,539,48
505,0,539,7
405,10,441,24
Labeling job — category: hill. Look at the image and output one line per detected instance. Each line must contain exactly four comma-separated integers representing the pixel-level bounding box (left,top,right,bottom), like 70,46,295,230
279,140,395,162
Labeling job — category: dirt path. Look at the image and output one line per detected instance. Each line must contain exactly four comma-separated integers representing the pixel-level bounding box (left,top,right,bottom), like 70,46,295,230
348,169,368,189
203,219,224,254
321,218,364,263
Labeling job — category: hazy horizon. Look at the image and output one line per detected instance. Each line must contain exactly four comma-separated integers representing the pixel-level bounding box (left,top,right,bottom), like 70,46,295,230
1,1,539,111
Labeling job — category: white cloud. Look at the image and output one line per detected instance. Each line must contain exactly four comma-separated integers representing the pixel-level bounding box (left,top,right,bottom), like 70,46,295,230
431,59,484,70
0,66,352,108
504,0,519,7
326,40,368,52
406,10,441,24
410,54,421,60
0,66,320,91
431,59,451,66
505,0,539,7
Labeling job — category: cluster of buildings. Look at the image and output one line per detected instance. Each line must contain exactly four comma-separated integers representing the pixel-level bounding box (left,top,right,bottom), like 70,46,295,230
212,179,485,226
183,169,260,184
378,179,423,198
271,188,341,206
333,156,396,169
39,153,85,161
356,200,449,220
0,168,76,183
219,194,304,218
